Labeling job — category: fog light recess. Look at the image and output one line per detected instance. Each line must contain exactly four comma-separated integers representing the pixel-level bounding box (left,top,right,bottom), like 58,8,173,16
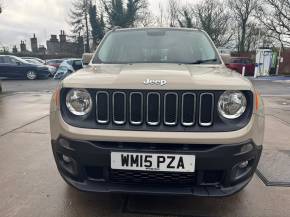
59,138,74,150
240,143,253,154
57,153,79,177
238,161,249,169
62,154,72,163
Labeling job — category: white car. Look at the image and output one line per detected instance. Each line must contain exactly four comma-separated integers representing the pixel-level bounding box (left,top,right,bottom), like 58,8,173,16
53,58,83,80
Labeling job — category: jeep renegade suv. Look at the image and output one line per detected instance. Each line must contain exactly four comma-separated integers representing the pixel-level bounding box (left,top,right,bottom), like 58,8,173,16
50,28,264,197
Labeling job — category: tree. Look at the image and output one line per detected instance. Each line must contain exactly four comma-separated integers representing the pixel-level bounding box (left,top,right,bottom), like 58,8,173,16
256,0,290,46
156,2,166,26
168,0,180,27
178,8,194,28
228,0,259,52
69,0,91,52
176,0,233,47
193,0,234,47
101,0,148,28
137,10,154,27
89,3,105,49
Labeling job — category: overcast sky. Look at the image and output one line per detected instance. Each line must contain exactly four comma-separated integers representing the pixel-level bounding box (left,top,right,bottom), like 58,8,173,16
0,0,188,51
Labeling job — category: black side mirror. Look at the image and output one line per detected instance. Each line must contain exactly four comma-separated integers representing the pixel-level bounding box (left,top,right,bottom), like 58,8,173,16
16,61,21,65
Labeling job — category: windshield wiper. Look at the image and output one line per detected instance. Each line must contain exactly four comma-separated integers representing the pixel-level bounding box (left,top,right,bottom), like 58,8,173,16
184,58,218,64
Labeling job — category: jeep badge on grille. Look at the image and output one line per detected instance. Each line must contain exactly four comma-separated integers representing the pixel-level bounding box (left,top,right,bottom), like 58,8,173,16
144,79,167,86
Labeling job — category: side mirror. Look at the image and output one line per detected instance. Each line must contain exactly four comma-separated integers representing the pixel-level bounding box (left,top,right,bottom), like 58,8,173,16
82,53,94,66
16,61,21,65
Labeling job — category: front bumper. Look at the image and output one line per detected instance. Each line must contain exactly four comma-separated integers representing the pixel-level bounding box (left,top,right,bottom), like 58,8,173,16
51,137,262,197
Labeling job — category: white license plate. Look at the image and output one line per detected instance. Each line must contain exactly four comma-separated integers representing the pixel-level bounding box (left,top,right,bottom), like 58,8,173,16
111,152,195,173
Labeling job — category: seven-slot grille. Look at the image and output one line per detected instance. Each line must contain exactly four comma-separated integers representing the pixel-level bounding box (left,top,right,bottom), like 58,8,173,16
95,90,214,128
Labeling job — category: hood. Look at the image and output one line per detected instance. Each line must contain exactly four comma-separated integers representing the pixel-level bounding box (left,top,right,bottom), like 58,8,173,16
62,63,253,91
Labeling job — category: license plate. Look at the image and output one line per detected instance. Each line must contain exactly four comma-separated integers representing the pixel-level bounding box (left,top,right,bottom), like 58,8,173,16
111,152,195,172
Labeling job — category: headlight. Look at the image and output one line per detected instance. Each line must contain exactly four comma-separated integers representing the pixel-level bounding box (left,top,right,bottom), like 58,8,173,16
66,89,92,116
218,90,247,119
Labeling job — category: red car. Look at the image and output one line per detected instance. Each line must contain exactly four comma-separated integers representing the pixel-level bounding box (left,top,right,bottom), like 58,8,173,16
46,59,64,70
226,57,255,76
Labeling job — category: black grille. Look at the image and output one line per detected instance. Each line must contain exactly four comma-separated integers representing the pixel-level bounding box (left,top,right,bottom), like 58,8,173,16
199,93,214,126
96,90,214,128
96,92,109,124
181,93,196,126
110,170,196,186
130,92,143,125
113,92,126,124
164,93,178,125
147,92,160,125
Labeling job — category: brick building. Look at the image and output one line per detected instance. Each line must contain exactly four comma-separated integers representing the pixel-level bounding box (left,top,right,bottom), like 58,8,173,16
46,30,84,55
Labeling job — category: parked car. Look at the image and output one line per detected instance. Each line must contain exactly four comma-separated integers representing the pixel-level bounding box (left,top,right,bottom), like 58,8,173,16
0,55,50,80
226,57,255,76
23,58,57,76
46,59,64,70
53,58,83,80
22,57,45,64
50,28,264,197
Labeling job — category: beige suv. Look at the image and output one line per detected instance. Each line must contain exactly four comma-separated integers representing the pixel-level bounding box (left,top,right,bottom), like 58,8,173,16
50,28,265,197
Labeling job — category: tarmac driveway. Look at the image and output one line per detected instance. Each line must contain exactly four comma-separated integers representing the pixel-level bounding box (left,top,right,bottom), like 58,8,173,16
1,79,290,217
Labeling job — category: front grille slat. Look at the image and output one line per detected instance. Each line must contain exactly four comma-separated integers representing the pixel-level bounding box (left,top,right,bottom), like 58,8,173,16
199,93,214,126
113,92,126,125
164,92,178,126
181,93,196,126
95,90,215,129
129,92,143,125
96,91,109,124
147,92,161,126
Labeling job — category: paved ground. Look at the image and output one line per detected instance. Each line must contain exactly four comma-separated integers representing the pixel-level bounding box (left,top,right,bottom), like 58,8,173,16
252,79,290,96
1,78,290,217
1,79,59,93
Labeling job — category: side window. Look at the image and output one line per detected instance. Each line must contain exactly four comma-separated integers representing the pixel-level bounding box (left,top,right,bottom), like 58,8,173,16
244,59,252,64
73,60,83,70
8,57,18,65
74,60,82,66
67,60,73,65
0,56,13,64
0,57,5,64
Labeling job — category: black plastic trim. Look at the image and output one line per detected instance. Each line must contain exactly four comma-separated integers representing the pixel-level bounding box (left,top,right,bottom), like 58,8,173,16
51,137,262,197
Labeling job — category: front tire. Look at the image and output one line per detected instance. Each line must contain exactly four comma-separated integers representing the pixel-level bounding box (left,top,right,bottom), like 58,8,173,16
26,71,37,80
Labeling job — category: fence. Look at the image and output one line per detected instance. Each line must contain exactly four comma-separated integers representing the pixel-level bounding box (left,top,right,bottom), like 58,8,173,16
280,51,290,75
232,50,290,75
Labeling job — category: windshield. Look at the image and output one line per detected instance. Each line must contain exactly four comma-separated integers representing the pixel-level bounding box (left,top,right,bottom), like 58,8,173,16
93,29,220,64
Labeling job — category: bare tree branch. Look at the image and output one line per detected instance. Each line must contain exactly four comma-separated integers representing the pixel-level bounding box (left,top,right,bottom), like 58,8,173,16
101,0,148,28
193,0,234,47
228,0,259,52
69,0,91,52
256,0,290,46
